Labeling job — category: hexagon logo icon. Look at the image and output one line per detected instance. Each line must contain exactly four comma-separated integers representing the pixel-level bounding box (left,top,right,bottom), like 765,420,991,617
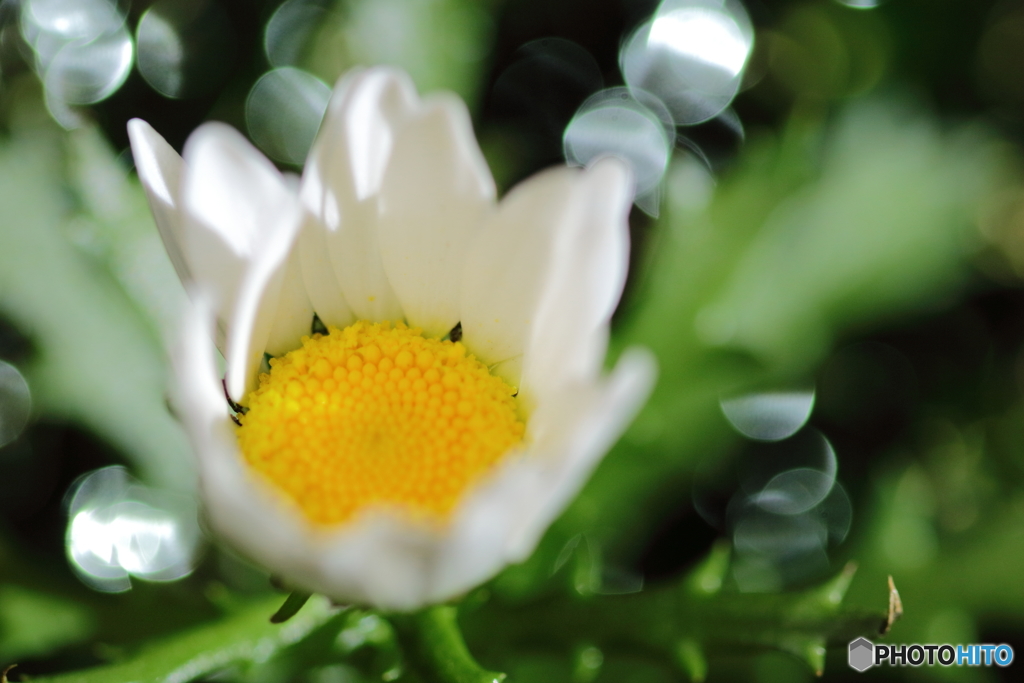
849,637,874,672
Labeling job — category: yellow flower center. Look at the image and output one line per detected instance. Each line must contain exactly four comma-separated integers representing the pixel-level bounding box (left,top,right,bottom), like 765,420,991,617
236,320,524,526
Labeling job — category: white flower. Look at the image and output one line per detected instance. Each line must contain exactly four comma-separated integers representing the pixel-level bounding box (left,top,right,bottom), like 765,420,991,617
128,67,655,610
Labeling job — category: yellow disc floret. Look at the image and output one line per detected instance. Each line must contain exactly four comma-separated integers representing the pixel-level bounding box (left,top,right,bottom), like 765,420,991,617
236,321,524,526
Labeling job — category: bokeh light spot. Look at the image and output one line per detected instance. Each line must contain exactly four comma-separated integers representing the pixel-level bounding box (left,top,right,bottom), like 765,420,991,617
620,0,753,125
21,0,133,126
0,361,31,448
492,37,603,140
24,0,124,42
564,88,674,215
246,67,331,166
43,28,133,105
265,0,330,68
648,8,749,77
66,466,202,592
835,0,882,8
136,0,236,99
720,389,816,442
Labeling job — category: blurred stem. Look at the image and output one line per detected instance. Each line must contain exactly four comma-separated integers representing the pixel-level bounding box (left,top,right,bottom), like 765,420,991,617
468,545,892,678
393,605,506,683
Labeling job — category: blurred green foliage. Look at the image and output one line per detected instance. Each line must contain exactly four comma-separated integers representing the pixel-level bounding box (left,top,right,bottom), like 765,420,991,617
0,82,191,491
306,0,494,109
3,0,1024,682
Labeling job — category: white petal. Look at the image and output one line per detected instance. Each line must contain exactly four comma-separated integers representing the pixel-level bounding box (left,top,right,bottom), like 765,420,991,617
428,347,657,599
377,94,496,338
301,68,417,322
174,298,328,586
177,306,436,608
182,123,295,256
509,348,656,556
264,246,316,357
519,158,633,406
488,356,522,389
223,216,303,399
127,119,190,286
297,213,355,329
179,304,654,610
180,123,302,357
459,166,581,383
178,123,303,397
171,92,649,609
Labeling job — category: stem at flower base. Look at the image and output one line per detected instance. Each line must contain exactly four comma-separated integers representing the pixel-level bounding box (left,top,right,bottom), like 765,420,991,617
394,605,506,683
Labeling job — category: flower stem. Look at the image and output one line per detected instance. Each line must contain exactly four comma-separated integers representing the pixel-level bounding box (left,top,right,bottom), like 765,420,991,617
463,544,895,678
395,605,506,683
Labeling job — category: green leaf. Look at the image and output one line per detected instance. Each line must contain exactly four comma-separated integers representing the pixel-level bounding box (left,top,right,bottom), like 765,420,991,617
0,585,94,663
674,639,707,683
64,124,187,339
696,102,996,372
270,591,312,624
30,595,338,683
0,82,192,490
497,100,1007,596
466,547,892,680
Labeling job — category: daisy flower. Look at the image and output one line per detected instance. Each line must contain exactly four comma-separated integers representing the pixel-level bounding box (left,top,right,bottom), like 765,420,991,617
128,67,655,610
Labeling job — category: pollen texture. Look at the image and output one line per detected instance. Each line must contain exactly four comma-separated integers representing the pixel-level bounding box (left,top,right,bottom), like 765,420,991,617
236,321,524,526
